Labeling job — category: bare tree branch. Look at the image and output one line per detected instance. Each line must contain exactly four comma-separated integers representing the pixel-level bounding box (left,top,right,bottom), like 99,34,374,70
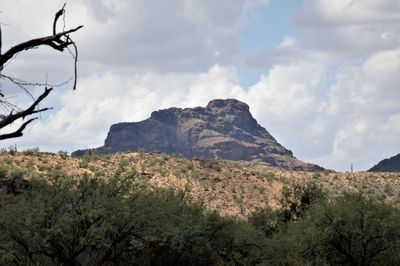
0,118,36,140
66,37,79,90
0,3,82,140
0,24,3,73
0,87,53,129
0,25,83,67
53,3,67,36
0,24,2,56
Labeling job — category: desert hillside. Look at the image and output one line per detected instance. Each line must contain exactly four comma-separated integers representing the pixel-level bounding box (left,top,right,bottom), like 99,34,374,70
1,150,399,218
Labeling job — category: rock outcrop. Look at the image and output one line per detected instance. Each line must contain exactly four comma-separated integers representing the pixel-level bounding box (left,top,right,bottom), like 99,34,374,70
73,99,323,171
368,153,400,172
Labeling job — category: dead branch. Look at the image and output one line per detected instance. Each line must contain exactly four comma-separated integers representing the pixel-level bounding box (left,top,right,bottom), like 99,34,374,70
0,25,83,67
0,24,2,56
66,37,79,90
0,3,82,89
0,87,52,128
53,3,67,36
0,87,53,140
0,118,36,140
0,24,3,72
0,3,82,140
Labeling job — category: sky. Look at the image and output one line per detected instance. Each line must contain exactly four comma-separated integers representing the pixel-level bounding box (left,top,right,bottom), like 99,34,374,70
0,0,399,172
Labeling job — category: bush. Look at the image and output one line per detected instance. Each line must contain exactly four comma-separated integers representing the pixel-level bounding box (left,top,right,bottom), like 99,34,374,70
7,145,17,155
57,150,69,158
23,147,41,156
279,182,325,222
271,193,400,265
78,161,89,169
1,167,399,265
0,174,268,265
249,206,280,238
250,182,325,237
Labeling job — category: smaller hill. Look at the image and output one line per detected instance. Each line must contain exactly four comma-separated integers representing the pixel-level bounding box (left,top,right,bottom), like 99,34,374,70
369,153,400,172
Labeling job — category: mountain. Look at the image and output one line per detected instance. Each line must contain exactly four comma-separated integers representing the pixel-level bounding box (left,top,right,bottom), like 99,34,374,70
368,153,400,172
73,99,323,171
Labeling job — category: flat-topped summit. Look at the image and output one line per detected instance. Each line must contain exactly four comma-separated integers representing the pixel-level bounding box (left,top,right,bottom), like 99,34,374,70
206,99,249,110
73,99,323,171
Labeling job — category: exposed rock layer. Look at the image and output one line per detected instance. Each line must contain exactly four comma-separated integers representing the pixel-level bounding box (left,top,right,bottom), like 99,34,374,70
73,99,323,171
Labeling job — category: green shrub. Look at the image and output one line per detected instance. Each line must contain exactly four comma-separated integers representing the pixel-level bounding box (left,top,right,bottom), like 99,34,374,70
249,206,279,238
78,161,89,169
7,145,17,155
279,182,325,222
57,150,69,158
270,193,400,265
0,174,268,265
23,147,41,156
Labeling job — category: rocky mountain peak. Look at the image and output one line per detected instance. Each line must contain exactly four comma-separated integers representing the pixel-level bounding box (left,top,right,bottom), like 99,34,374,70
73,99,323,171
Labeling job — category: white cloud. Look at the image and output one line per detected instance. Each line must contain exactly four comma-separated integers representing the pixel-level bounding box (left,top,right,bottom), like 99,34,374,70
294,0,400,27
246,46,400,171
0,0,267,80
296,0,400,59
278,35,299,49
245,62,326,121
79,0,268,72
319,49,400,170
241,0,400,171
248,0,400,69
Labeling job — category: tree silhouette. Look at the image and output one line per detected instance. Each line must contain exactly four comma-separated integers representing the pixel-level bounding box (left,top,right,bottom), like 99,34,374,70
0,4,82,140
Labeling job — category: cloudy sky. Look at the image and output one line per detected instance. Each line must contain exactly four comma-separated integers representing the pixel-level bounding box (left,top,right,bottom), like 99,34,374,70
0,0,399,171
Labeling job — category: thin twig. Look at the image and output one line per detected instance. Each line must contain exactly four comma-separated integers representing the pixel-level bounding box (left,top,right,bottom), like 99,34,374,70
0,74,35,100
0,73,72,88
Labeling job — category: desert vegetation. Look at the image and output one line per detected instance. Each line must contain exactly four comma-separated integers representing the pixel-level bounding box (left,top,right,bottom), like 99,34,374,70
0,150,399,265
1,149,399,218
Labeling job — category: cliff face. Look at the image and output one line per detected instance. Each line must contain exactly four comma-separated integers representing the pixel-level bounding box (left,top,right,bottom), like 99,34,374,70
73,99,323,171
368,154,400,172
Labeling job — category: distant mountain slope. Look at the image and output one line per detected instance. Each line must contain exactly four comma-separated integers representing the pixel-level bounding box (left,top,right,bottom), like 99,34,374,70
368,153,400,172
73,99,323,171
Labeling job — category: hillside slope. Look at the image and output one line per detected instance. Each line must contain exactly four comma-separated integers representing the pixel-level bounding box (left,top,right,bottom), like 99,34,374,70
369,153,400,172
1,151,399,218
